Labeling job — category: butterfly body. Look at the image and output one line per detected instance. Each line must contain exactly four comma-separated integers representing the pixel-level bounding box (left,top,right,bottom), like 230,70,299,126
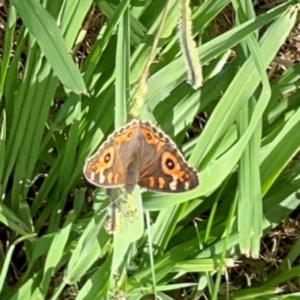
84,119,199,193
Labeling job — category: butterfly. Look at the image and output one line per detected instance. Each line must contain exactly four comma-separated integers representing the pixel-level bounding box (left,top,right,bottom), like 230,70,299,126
84,119,199,193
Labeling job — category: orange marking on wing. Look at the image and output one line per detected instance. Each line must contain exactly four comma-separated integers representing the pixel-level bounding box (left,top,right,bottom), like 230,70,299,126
149,177,155,188
156,141,165,151
161,151,189,181
90,161,101,173
88,146,115,173
173,163,188,181
158,177,165,188
141,128,166,151
161,152,179,175
114,127,138,147
177,170,187,181
107,172,113,183
114,173,119,184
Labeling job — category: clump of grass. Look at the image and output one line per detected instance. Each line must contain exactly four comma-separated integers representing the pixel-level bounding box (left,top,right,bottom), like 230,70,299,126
1,1,300,299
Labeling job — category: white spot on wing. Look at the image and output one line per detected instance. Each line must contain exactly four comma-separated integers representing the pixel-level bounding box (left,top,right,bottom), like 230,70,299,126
99,172,105,183
185,182,190,190
169,180,177,190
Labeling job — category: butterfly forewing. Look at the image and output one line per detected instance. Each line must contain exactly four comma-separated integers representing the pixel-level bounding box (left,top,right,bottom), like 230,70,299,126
83,121,140,188
137,122,199,193
84,142,125,188
138,144,199,193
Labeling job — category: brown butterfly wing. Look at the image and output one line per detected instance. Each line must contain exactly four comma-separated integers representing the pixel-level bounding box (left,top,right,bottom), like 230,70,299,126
138,145,199,192
137,122,199,193
83,120,140,188
83,138,125,188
